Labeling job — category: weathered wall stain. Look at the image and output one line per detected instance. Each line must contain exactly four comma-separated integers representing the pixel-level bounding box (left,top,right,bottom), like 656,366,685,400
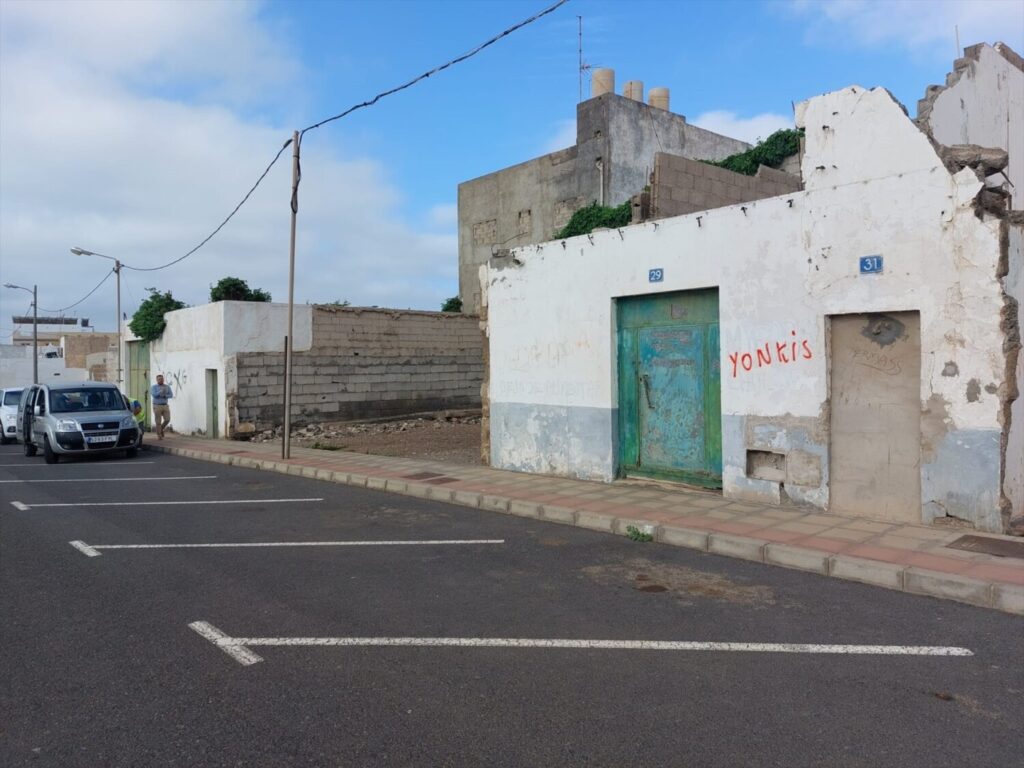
860,314,907,347
942,361,960,376
966,378,982,402
921,393,952,462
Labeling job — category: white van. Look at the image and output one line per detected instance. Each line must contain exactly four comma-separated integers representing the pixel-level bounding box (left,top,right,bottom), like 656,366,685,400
1,387,24,445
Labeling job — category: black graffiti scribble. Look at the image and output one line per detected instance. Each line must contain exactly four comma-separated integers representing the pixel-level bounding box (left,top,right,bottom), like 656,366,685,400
850,346,902,376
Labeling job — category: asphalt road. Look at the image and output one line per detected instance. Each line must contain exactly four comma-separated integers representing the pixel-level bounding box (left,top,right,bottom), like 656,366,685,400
1,445,1021,767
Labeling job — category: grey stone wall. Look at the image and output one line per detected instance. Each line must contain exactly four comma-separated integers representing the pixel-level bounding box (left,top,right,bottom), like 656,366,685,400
232,307,483,431
458,145,594,316
650,153,802,219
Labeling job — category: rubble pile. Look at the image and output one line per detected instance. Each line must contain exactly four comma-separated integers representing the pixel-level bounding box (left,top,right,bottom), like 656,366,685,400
249,412,481,445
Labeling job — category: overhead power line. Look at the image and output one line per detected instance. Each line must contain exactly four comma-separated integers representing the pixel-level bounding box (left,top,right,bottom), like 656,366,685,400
37,268,114,313
116,0,569,274
121,139,293,274
300,0,570,134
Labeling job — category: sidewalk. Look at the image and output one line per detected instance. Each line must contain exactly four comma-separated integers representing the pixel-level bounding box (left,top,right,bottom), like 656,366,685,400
149,434,1024,615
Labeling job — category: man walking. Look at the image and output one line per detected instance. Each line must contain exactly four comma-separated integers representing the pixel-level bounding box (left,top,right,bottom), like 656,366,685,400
151,374,173,439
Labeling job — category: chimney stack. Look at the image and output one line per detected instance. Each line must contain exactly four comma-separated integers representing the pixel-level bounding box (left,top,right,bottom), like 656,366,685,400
591,68,615,98
648,87,670,111
624,80,644,102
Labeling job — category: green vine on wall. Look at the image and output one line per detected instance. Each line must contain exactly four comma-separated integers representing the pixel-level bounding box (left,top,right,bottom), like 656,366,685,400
706,128,803,176
555,201,632,239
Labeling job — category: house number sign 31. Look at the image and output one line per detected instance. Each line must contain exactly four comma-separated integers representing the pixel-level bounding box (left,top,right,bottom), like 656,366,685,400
859,255,883,274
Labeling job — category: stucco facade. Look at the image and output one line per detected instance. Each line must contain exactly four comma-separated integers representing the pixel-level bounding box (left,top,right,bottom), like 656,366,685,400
143,302,313,437
483,48,1022,534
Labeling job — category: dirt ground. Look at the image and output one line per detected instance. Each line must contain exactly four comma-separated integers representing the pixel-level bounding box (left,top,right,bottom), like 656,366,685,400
252,414,483,466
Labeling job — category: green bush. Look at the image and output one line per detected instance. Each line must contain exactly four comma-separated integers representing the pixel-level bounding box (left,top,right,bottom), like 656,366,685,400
707,128,803,176
441,296,463,313
555,201,632,239
209,276,271,303
128,289,187,342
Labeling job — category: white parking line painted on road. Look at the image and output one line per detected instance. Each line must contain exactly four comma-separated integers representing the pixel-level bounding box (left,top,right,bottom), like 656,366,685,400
0,461,156,467
12,498,323,510
69,540,102,557
190,621,264,666
71,538,505,556
0,475,215,484
189,621,975,667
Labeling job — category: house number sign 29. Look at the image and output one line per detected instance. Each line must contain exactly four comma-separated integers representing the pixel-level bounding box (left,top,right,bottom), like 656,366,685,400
859,255,883,274
649,268,664,282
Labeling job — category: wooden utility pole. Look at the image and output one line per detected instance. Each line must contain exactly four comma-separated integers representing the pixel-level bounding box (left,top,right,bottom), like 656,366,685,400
283,131,300,459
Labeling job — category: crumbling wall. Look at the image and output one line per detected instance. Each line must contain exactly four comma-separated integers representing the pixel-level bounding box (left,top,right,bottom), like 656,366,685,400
233,307,483,431
487,85,1011,532
650,153,802,220
918,42,1023,207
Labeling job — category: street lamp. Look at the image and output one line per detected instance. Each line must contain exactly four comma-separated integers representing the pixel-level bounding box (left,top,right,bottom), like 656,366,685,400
70,247,122,388
3,283,38,383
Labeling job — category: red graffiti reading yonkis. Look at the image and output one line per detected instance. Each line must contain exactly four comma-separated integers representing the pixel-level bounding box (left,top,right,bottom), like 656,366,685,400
728,331,813,377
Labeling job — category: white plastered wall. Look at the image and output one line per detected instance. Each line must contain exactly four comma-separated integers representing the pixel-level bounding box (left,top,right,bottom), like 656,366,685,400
148,302,312,435
0,345,88,389
487,86,1009,531
1006,224,1024,520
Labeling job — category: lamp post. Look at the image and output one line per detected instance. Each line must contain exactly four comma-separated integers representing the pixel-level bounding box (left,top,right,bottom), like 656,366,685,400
70,247,122,388
3,283,38,383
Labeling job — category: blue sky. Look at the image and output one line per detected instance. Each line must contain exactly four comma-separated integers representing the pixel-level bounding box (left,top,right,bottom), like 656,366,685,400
1,0,1022,335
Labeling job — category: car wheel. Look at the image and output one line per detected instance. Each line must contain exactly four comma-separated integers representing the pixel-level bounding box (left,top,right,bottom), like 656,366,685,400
0,435,8,446
125,447,138,459
43,436,58,464
24,436,37,457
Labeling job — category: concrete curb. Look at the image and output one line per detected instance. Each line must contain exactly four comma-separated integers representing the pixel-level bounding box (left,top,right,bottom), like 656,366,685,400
148,443,1023,616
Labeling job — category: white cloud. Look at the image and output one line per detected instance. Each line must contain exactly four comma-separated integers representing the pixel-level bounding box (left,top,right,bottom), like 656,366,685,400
427,203,458,229
689,111,793,145
541,119,577,153
786,0,1024,55
0,0,457,333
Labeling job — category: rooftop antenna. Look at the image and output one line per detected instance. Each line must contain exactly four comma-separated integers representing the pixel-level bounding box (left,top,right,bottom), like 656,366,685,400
578,16,591,103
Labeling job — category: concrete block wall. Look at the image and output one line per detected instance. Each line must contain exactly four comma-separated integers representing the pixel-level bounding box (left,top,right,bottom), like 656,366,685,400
233,307,483,429
650,153,802,219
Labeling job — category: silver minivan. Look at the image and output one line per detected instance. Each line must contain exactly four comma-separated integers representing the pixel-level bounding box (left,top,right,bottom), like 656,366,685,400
19,382,139,463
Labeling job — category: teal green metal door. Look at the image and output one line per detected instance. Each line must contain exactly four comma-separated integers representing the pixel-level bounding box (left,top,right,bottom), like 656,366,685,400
618,289,722,487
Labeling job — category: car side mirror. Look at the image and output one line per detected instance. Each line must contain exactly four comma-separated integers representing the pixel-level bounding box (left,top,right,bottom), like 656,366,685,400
33,405,42,416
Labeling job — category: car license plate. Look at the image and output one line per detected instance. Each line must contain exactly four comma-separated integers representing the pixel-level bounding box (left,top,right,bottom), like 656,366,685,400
87,435,118,444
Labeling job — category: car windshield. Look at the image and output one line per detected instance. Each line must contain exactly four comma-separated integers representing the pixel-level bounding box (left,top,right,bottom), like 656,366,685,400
50,388,126,413
3,390,22,406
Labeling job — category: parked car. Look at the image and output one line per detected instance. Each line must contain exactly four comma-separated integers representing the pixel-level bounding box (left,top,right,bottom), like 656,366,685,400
20,382,140,463
0,387,23,445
